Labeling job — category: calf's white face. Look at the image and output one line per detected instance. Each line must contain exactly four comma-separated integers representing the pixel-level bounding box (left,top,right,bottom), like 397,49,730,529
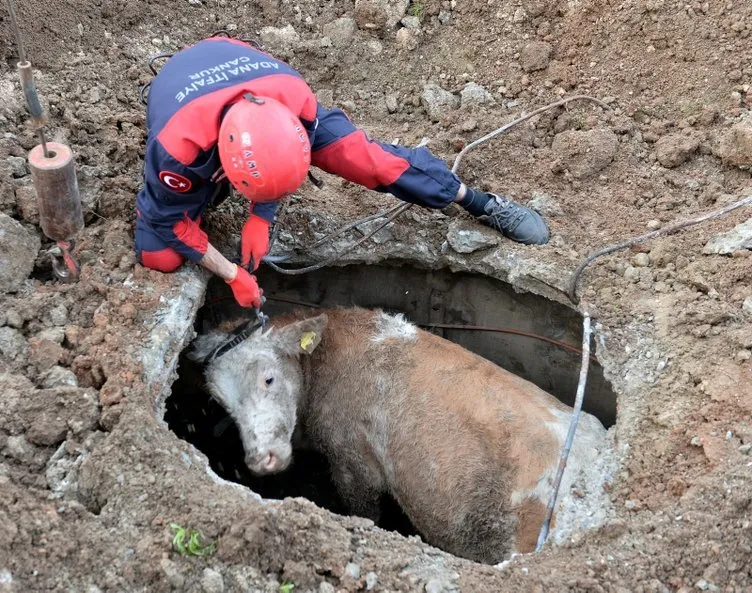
189,314,328,476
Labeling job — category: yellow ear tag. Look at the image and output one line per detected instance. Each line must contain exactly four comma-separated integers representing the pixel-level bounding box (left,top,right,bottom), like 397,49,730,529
300,331,317,353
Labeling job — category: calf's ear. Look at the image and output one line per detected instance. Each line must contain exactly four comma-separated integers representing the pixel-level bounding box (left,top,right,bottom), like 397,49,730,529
273,314,329,357
188,331,230,363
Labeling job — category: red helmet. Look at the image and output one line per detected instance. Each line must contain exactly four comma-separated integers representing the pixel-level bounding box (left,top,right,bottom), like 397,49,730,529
217,94,311,202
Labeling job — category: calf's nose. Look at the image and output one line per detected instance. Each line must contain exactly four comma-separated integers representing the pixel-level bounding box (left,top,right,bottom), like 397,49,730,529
246,450,283,474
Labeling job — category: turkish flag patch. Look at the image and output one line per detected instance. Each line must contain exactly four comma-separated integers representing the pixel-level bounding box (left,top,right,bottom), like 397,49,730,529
159,170,193,193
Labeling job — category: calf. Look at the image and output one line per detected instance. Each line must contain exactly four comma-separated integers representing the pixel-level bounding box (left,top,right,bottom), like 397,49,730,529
190,307,608,563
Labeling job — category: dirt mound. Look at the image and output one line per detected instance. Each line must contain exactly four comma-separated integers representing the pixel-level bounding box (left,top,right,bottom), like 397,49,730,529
1,0,752,590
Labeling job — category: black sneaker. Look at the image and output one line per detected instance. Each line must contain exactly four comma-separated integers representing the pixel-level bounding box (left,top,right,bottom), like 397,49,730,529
478,194,550,245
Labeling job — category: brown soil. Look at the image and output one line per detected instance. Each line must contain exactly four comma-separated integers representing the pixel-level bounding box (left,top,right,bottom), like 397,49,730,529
2,0,752,591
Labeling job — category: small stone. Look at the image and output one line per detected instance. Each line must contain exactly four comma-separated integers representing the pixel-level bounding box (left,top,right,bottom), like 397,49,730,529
623,266,640,283
319,583,336,593
527,191,563,217
323,17,357,47
695,579,710,591
385,94,400,113
6,310,23,328
655,132,702,168
41,366,79,388
632,253,650,267
160,559,185,589
647,219,661,230
728,69,743,82
716,122,752,167
702,218,752,255
742,297,752,315
201,568,224,593
395,27,420,51
401,15,421,28
354,0,409,30
739,444,752,454
188,0,202,5
38,327,65,344
7,156,27,178
0,213,40,292
438,11,451,23
344,563,361,580
460,119,478,132
460,82,494,106
0,327,29,360
365,572,378,590
420,83,459,121
736,350,751,362
624,500,637,510
425,578,451,593
48,304,69,326
89,87,101,103
259,24,300,49
551,129,619,179
690,436,702,447
5,435,37,464
447,220,499,253
520,41,553,72
15,185,39,224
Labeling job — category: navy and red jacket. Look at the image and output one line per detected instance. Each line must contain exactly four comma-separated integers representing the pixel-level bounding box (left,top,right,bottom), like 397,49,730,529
136,37,461,262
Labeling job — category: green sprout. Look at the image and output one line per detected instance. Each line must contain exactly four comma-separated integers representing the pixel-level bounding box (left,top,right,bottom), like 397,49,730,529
170,523,216,557
407,1,425,18
280,582,295,593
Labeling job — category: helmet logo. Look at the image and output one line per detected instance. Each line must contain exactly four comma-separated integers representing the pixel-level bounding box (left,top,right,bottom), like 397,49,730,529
159,170,193,193
241,132,252,147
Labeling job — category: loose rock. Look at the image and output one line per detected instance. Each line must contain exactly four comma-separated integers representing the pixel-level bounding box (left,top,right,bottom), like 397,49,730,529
323,17,357,47
551,129,619,179
344,563,361,580
702,218,752,255
447,220,499,253
401,15,421,29
420,83,459,121
520,41,553,72
259,25,300,49
716,121,752,167
654,132,702,168
0,213,41,293
395,27,420,51
201,568,225,593
7,156,27,178
15,185,39,224
354,0,409,30
460,82,494,106
527,191,563,217
632,253,650,267
365,572,378,590
385,94,400,113
743,297,752,315
0,327,29,361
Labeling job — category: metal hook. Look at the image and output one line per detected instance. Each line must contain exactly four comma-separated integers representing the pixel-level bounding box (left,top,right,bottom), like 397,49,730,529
47,239,80,283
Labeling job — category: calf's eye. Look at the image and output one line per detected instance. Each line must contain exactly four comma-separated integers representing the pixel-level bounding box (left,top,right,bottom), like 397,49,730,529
265,377,274,386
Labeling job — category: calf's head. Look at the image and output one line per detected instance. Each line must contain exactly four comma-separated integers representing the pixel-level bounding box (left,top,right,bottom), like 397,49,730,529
189,314,328,475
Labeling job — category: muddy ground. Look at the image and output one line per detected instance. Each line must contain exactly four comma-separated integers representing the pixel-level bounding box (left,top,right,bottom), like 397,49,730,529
1,0,752,591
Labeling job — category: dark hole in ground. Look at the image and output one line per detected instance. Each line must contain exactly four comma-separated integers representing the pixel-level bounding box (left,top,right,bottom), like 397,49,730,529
165,262,617,540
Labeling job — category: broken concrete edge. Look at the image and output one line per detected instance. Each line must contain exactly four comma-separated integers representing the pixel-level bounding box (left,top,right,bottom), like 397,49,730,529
134,264,271,503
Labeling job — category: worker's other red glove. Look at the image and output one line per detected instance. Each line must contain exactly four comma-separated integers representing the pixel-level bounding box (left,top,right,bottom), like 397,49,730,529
226,265,264,309
241,214,271,272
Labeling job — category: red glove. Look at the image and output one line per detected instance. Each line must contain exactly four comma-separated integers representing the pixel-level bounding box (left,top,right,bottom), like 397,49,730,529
241,214,271,272
226,265,264,308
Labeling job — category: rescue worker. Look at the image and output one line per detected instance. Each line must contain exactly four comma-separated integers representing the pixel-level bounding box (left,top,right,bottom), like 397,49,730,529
135,36,549,309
